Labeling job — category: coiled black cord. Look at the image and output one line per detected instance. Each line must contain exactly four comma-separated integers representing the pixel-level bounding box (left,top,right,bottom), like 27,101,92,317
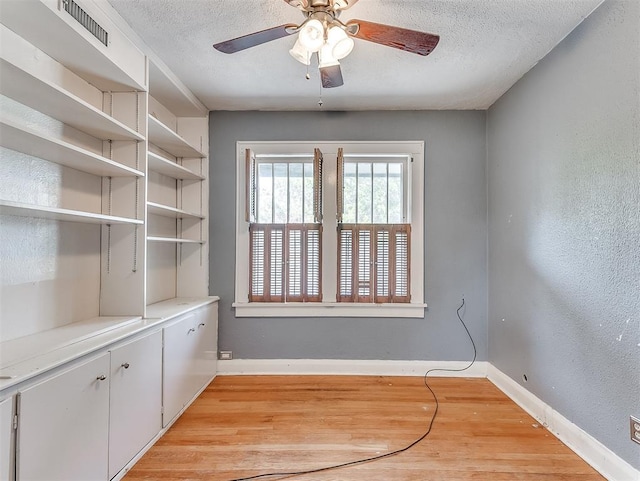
228,298,476,481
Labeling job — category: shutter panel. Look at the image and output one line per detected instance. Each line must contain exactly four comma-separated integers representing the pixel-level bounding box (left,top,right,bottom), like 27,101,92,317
286,226,303,300
245,149,256,222
336,147,344,223
249,226,265,300
313,148,323,223
337,225,354,302
392,225,411,302
249,224,285,302
356,227,373,302
286,224,322,302
375,228,391,303
269,226,285,301
306,225,322,301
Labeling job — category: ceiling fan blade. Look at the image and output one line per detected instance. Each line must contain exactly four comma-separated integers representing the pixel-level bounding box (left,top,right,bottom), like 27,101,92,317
320,64,344,88
213,24,296,54
349,19,439,56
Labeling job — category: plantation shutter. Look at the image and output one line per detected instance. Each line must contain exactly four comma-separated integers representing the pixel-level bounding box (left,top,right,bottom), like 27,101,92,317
245,148,256,222
285,224,322,302
338,224,410,303
249,224,285,302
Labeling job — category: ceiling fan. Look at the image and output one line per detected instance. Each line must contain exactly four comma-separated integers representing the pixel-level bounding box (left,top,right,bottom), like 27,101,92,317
213,0,440,89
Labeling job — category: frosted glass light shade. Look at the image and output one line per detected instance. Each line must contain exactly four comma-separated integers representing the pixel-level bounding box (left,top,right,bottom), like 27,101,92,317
327,26,354,60
299,19,324,52
289,39,311,65
319,43,339,68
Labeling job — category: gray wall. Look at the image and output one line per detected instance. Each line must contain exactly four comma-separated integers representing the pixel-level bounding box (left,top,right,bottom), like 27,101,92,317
209,111,487,361
487,0,639,470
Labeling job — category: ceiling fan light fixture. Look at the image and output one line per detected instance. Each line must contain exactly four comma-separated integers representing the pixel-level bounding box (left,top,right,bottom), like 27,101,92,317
318,42,340,68
289,39,312,65
327,25,354,60
298,18,324,52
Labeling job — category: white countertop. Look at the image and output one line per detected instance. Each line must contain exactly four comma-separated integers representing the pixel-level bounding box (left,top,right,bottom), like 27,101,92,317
0,296,219,392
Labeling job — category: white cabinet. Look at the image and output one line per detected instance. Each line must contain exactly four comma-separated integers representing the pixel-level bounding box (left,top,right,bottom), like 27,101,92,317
0,397,13,481
108,331,162,479
162,312,199,426
162,304,217,427
194,303,218,392
17,353,110,481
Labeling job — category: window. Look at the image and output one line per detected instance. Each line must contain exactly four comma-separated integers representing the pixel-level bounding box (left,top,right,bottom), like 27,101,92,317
235,142,425,318
246,149,323,302
337,150,411,303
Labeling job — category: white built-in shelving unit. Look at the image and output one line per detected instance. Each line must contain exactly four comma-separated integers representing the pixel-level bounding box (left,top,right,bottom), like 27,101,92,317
145,65,210,306
0,1,215,479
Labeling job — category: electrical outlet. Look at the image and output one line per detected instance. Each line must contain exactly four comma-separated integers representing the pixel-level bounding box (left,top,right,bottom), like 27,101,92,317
219,351,233,360
631,416,640,445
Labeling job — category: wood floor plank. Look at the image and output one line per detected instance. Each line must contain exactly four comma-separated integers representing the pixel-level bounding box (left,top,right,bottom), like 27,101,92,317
124,376,605,481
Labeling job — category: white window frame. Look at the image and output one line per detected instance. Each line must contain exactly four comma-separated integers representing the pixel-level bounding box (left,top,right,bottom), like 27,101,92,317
233,141,426,318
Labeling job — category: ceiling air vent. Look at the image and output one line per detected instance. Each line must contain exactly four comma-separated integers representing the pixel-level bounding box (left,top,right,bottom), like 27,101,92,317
63,0,108,47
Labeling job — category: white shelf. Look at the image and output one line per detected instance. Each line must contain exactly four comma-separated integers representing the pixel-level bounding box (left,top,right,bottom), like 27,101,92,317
147,236,204,244
147,115,205,158
146,201,204,220
145,297,219,321
147,152,203,180
0,58,144,142
0,200,143,225
0,118,144,178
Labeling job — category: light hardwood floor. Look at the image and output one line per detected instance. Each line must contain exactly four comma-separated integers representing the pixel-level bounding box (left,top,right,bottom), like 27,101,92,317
124,376,605,481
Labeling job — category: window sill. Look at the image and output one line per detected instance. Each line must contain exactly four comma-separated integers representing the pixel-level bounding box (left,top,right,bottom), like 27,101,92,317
232,302,427,318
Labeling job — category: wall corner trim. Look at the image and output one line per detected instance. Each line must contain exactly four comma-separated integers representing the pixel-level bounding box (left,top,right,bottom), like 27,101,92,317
487,365,640,481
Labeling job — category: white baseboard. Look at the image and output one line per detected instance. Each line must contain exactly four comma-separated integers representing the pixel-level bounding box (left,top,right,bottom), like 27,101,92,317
217,358,488,377
487,365,639,481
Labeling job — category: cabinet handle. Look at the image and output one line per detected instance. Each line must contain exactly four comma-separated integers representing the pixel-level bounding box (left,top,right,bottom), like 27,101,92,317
198,322,205,328
188,328,196,334
97,375,107,381
121,362,130,369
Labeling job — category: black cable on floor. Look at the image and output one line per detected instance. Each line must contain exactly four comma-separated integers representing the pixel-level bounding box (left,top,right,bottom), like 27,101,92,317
228,298,476,481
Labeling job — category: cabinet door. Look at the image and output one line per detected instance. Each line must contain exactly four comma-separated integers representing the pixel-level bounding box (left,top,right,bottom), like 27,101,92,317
0,397,14,481
194,303,218,391
17,353,110,481
162,312,198,426
109,330,162,479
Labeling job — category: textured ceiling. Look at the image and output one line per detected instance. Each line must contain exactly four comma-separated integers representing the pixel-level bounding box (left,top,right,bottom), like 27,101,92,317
107,0,603,111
